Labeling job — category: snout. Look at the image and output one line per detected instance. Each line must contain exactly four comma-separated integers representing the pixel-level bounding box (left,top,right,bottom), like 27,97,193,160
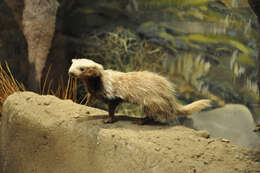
69,71,75,77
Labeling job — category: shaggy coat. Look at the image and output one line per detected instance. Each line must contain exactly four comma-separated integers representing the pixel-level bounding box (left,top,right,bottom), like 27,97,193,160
69,59,211,123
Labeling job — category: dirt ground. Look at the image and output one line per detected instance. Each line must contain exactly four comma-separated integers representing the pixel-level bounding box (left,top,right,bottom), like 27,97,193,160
1,92,260,173
95,118,260,173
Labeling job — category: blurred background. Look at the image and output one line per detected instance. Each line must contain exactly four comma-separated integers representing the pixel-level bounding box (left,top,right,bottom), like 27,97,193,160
1,0,260,149
1,0,259,119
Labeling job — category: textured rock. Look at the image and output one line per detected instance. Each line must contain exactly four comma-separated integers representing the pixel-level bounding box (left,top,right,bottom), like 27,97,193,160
0,92,260,173
4,0,58,91
192,104,260,149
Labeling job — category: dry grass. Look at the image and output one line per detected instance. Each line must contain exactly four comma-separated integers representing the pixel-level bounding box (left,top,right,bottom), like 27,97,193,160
81,27,168,73
0,62,25,105
0,62,82,107
40,66,80,103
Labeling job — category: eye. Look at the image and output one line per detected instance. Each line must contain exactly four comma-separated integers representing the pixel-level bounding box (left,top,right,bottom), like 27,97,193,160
79,67,85,72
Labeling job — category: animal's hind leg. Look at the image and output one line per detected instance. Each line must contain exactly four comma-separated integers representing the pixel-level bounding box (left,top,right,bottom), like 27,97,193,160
134,106,153,125
104,99,121,124
134,117,151,125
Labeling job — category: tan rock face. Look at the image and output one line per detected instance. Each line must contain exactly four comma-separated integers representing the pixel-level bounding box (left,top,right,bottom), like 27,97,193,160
191,104,260,149
1,92,260,173
23,0,58,88
4,0,58,91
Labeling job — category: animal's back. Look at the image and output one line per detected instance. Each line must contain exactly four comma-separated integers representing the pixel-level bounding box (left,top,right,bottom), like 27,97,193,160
109,71,178,114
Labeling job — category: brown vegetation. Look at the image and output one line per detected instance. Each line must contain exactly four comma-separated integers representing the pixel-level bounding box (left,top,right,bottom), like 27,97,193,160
0,62,25,105
0,62,80,107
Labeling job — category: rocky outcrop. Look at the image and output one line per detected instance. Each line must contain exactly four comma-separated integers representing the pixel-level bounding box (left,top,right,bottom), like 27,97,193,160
0,92,260,173
4,0,58,91
191,104,260,150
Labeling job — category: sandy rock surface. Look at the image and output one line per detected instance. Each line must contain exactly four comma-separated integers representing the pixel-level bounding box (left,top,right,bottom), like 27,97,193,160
0,92,260,173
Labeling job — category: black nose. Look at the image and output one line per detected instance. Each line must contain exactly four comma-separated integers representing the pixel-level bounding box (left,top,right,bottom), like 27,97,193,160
69,72,75,77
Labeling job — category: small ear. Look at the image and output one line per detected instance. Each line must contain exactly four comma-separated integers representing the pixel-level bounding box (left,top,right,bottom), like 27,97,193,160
84,67,101,77
97,64,104,70
72,59,76,63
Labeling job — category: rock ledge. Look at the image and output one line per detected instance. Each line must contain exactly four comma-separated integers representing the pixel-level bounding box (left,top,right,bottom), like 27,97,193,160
0,92,259,173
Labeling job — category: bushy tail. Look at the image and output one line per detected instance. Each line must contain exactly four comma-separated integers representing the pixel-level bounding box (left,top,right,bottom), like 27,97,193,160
176,99,211,116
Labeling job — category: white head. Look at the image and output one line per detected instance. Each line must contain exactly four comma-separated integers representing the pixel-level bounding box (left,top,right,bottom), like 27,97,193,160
68,59,104,77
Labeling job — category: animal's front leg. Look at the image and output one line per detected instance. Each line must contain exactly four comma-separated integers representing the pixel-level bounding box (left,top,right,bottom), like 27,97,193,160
104,100,120,124
86,93,94,106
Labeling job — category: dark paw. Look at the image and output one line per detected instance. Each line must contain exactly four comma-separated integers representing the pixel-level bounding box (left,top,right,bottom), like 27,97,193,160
103,117,115,124
133,117,150,125
133,119,145,125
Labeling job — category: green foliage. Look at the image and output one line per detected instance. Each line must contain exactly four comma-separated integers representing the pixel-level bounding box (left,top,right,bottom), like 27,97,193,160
168,54,224,106
159,32,176,47
229,50,259,102
238,54,255,67
187,34,252,55
139,0,215,9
